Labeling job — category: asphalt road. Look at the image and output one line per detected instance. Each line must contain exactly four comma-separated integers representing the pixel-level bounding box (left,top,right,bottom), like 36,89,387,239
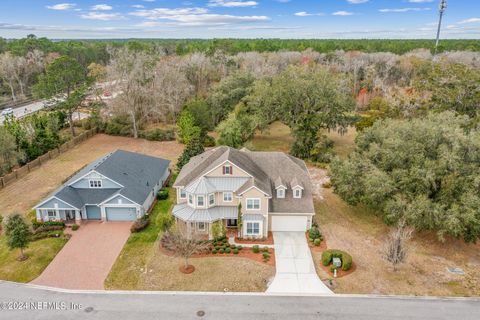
0,281,479,320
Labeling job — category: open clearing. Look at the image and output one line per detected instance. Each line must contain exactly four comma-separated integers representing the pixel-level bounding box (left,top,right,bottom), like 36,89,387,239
0,133,183,217
252,122,480,297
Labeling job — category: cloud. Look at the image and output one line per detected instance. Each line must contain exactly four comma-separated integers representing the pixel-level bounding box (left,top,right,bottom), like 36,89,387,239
347,0,368,4
46,3,76,10
407,0,433,3
80,12,126,20
332,11,354,16
132,5,145,9
294,12,324,17
91,4,112,11
379,8,431,13
458,18,480,24
130,8,209,18
208,0,258,7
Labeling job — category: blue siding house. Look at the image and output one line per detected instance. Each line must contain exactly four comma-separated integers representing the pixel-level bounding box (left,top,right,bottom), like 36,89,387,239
34,150,170,222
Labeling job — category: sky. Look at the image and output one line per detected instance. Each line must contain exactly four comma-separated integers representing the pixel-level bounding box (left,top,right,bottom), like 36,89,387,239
0,0,479,39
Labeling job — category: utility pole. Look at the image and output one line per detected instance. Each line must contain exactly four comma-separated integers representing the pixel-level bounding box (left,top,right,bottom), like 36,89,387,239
434,0,447,56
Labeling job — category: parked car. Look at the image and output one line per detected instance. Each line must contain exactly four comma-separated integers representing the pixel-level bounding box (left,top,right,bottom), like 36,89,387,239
1,108,14,116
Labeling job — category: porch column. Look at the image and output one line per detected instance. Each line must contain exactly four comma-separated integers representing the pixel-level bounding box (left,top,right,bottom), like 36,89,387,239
35,209,42,222
75,210,82,224
54,203,59,221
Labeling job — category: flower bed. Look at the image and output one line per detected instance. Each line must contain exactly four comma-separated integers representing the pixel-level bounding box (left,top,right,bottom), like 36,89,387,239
305,232,327,252
235,232,274,245
319,249,355,278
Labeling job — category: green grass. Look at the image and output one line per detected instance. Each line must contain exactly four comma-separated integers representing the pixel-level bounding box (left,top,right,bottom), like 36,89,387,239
0,235,67,282
105,188,175,290
247,122,293,153
326,127,357,159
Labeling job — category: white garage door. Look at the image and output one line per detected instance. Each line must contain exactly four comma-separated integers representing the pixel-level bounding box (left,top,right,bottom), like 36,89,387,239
271,216,308,232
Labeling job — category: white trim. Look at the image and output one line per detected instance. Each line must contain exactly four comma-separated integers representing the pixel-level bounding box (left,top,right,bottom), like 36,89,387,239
293,188,302,199
276,188,285,198
245,221,262,237
202,160,253,179
291,184,304,190
237,185,272,198
68,170,124,188
275,184,287,189
223,192,233,202
99,193,140,206
34,196,80,210
197,195,205,207
89,179,103,188
246,198,261,211
188,194,193,205
208,193,215,206
179,188,187,199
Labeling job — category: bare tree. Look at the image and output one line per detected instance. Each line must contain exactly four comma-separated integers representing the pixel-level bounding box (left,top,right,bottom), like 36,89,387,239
383,220,414,271
0,53,22,102
161,225,210,273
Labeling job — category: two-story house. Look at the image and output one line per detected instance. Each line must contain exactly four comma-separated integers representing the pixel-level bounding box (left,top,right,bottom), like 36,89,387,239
172,146,315,239
34,150,170,223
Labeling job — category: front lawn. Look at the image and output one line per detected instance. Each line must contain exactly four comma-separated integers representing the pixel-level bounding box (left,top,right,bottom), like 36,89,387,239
0,235,67,282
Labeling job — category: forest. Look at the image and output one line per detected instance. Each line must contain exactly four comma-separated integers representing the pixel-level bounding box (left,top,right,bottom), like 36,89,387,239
0,35,479,243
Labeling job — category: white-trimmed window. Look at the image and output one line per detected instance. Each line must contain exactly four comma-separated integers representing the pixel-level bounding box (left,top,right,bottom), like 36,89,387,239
294,188,302,198
277,188,285,198
89,179,102,188
223,165,232,175
223,192,233,202
246,198,260,210
179,189,186,199
197,195,205,207
197,222,206,231
209,193,215,206
47,209,56,219
188,194,193,205
246,222,260,235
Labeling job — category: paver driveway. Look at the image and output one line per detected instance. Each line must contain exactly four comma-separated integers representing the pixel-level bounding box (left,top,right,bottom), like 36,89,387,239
31,221,132,290
267,232,333,295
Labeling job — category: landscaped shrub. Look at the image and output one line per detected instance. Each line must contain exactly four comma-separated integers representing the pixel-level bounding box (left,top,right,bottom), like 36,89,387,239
212,249,218,254
203,135,216,147
321,249,353,271
230,244,236,249
33,225,64,234
31,230,63,241
308,227,322,241
233,248,239,254
131,217,150,233
330,265,337,273
219,248,225,254
158,211,174,231
314,239,321,246
262,252,270,261
252,245,260,253
215,246,221,251
262,246,269,253
212,222,227,241
32,220,65,230
237,245,243,250
139,128,175,142
225,248,231,254
71,224,80,231
157,188,169,200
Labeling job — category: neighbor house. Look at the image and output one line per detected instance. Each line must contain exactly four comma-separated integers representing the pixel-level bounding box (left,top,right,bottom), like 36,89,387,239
34,150,170,223
173,146,315,239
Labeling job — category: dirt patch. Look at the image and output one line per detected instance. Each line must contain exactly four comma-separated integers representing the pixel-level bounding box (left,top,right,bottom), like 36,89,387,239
179,265,195,274
309,165,480,296
0,134,183,216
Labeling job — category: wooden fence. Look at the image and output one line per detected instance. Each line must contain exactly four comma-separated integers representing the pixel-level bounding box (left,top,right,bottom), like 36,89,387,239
0,128,98,190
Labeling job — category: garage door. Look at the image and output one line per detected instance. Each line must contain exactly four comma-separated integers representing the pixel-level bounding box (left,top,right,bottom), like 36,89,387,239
105,207,137,221
86,205,101,220
271,216,308,232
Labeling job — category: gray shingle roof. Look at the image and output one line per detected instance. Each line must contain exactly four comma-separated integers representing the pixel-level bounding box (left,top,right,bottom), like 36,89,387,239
39,150,170,208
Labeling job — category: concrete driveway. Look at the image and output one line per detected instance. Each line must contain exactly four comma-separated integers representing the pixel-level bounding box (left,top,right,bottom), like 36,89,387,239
267,232,333,295
31,221,132,290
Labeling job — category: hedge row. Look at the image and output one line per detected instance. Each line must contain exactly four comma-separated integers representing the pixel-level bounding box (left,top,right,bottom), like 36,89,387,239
321,249,353,271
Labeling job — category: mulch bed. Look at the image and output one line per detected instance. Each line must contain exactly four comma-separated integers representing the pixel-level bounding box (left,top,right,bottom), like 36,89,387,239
318,261,357,278
305,232,328,252
179,265,195,274
235,232,274,245
160,245,276,267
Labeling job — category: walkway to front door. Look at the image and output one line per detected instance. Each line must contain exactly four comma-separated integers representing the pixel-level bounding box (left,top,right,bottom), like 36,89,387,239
267,232,333,295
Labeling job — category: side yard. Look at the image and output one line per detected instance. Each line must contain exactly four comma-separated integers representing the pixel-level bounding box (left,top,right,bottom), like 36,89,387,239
105,187,275,292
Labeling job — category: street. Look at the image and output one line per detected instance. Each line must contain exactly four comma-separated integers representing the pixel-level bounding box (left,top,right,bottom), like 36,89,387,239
0,281,479,320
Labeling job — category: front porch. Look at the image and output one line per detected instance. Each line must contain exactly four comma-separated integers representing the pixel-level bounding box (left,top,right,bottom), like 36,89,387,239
36,208,82,223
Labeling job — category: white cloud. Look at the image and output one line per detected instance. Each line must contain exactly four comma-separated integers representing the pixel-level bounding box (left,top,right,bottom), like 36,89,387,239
91,4,112,11
294,12,324,17
458,18,480,24
347,0,368,4
132,5,145,9
208,0,258,7
80,12,126,20
379,8,431,13
407,0,434,3
46,3,76,10
130,8,209,18
332,11,354,16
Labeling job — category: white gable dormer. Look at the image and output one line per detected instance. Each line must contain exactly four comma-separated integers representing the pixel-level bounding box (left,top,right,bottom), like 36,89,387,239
69,170,123,189
276,186,286,198
293,187,303,198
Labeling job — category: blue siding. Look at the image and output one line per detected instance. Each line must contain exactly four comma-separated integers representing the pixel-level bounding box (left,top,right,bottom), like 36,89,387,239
86,205,101,220
104,195,135,205
38,198,76,209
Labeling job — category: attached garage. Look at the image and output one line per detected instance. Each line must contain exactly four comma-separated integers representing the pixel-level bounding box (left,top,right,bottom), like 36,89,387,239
105,207,137,221
270,215,308,232
86,205,101,220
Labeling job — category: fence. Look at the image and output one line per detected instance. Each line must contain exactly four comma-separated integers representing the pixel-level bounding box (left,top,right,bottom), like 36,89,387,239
0,128,98,190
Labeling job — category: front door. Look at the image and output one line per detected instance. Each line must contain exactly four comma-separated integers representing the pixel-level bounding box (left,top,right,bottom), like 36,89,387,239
227,219,237,227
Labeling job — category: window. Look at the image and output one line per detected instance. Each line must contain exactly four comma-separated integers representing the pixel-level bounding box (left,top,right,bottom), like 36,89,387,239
47,209,56,218
246,222,260,235
197,222,206,231
294,188,302,198
209,194,215,206
179,189,186,199
188,194,193,205
197,195,205,207
277,188,285,198
223,192,233,202
223,165,232,175
246,198,260,210
89,179,102,188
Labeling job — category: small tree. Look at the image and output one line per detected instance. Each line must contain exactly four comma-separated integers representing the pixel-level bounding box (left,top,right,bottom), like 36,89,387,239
383,220,413,271
211,220,227,240
176,135,205,171
161,226,210,273
5,213,32,261
237,203,243,238
176,110,201,144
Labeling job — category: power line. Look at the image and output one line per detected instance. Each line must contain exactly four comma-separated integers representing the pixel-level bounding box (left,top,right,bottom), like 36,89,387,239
434,0,447,56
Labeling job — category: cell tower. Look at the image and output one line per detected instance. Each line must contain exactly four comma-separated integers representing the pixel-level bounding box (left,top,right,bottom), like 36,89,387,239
434,0,447,56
